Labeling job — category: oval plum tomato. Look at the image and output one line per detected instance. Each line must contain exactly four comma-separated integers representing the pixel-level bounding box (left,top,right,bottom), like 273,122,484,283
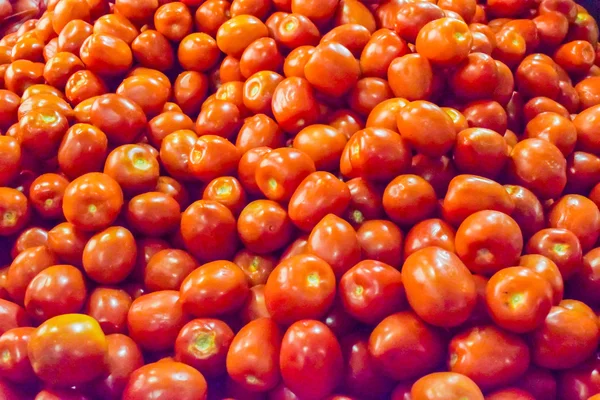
307,214,361,278
280,320,343,400
548,194,600,252
304,42,360,97
292,124,347,172
62,172,123,232
265,254,335,325
531,301,600,370
383,174,437,227
127,290,189,352
340,127,412,182
271,77,320,134
404,218,456,259
82,226,136,285
175,318,234,379
369,311,445,381
455,210,523,276
526,228,583,279
180,200,239,262
453,127,509,179
180,261,249,318
287,171,351,232
126,192,181,238
397,100,456,158
90,333,144,400
6,246,59,305
189,135,240,182
237,200,295,255
85,287,132,335
0,188,29,237
403,247,476,327
24,264,87,322
226,318,282,392
448,325,530,390
27,314,107,387
416,18,473,66
339,260,405,325
0,327,36,384
486,266,553,333
122,360,208,400
411,372,484,400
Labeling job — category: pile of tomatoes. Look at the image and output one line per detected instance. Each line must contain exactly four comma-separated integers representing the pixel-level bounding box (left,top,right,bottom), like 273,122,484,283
0,0,600,399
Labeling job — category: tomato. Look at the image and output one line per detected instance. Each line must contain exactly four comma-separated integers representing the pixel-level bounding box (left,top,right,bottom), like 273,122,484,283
443,175,515,227
271,77,320,133
517,366,557,400
93,14,138,45
404,218,456,259
264,254,334,324
416,18,473,66
0,327,35,384
292,124,347,172
0,188,29,237
122,360,208,400
116,75,170,118
526,228,583,279
143,249,196,292
486,267,553,333
237,200,294,255
180,260,249,317
345,177,385,225
340,127,411,182
556,352,600,400
453,128,509,179
383,174,437,227
11,227,48,259
518,254,564,305
304,42,360,97
85,287,132,335
548,194,600,252
175,318,234,378
82,226,136,284
24,264,86,322
180,200,239,262
217,15,268,58
397,100,456,157
47,222,89,267
28,314,107,386
65,70,107,106
339,260,405,325
57,20,93,56
369,311,445,381
127,290,188,352
90,94,146,145
90,333,143,400
126,192,181,238
411,372,484,400
6,245,57,304
57,126,110,179
240,285,271,324
531,301,600,370
189,135,240,182
226,318,281,392
131,30,174,71
504,185,545,240
280,320,343,399
449,325,530,390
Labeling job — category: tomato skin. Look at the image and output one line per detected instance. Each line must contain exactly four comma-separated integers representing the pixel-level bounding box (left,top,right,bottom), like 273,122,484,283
548,194,600,252
449,325,530,390
175,318,234,378
404,218,456,260
304,42,361,97
411,372,484,400
486,267,553,333
383,174,437,227
180,200,239,262
339,260,406,325
443,174,515,227
271,77,320,134
0,327,36,384
287,171,351,232
122,360,208,400
307,214,361,278
403,247,477,328
7,245,58,305
0,188,30,237
226,318,282,392
127,291,189,352
265,254,335,325
85,288,132,335
180,261,249,318
455,210,524,276
237,200,295,255
280,320,343,400
531,302,600,370
369,311,445,381
526,228,583,280
28,314,107,387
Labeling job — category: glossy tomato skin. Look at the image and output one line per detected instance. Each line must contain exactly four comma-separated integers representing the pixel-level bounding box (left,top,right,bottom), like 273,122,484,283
339,260,406,325
265,254,335,325
226,318,282,392
411,372,484,400
127,291,189,352
271,77,320,133
122,360,208,400
526,228,583,279
27,314,108,387
180,261,249,318
6,245,58,304
455,210,523,276
548,194,600,252
519,254,564,305
486,267,553,333
287,171,351,232
504,185,545,240
403,247,477,327
448,325,530,390
531,301,600,370
280,320,343,400
175,318,234,378
82,226,136,285
369,311,445,381
307,214,361,278
237,200,294,255
0,188,29,237
404,218,456,260
180,200,239,262
85,287,132,335
0,327,36,384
